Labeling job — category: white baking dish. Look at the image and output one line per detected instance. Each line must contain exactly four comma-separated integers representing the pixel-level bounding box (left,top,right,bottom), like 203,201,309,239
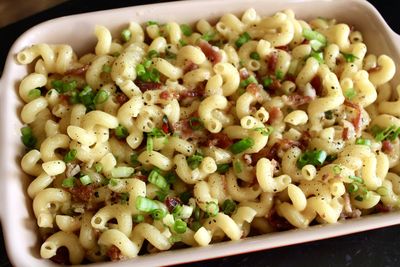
1,0,400,266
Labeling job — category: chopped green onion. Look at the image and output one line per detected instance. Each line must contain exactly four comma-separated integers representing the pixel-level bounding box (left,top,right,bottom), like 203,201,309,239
80,175,92,186
51,80,77,93
148,128,167,138
62,177,75,188
172,205,183,217
115,125,128,139
191,221,202,231
109,178,119,187
250,51,261,60
148,170,169,190
187,152,204,170
193,206,201,221
355,138,371,146
324,110,334,120
302,28,327,45
348,183,359,193
262,76,273,89
372,125,400,142
189,117,204,130
240,76,258,88
143,59,152,68
344,88,357,100
151,209,166,220
169,235,182,244
156,190,168,202
233,160,242,173
121,29,132,42
147,50,159,58
179,39,187,47
205,201,219,217
93,89,109,105
147,136,154,152
325,154,337,162
136,64,146,76
130,153,139,166
296,150,327,169
222,199,236,215
165,50,177,60
230,138,255,154
341,52,359,63
102,64,112,73
310,50,324,64
254,126,274,136
201,31,215,41
180,24,192,36
28,88,41,100
332,165,342,175
136,196,159,212
64,149,77,163
376,186,388,196
165,172,177,184
51,80,63,91
111,166,135,178
309,39,324,51
235,32,251,48
20,126,37,149
79,85,95,109
179,192,192,204
173,219,187,234
132,214,144,223
216,163,230,174
275,70,284,80
349,175,364,184
94,162,103,173
149,68,160,82
147,21,158,26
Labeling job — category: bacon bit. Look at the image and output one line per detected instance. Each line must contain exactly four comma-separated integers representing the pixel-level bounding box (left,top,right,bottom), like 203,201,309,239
342,127,350,141
65,64,89,76
162,117,170,134
382,140,394,154
310,76,323,96
375,202,392,213
69,185,94,203
179,83,205,101
301,39,310,45
285,73,296,82
135,174,148,182
107,245,124,261
159,90,170,100
368,66,381,73
172,119,194,137
246,83,259,96
286,94,312,108
251,143,280,164
198,40,222,64
165,197,182,212
299,131,311,150
267,52,278,74
136,80,162,92
50,247,70,265
279,138,303,151
267,208,294,231
275,45,289,51
267,107,282,124
183,60,199,74
239,68,249,79
243,154,252,165
59,94,70,106
115,93,129,105
204,133,233,149
269,79,282,91
344,100,362,132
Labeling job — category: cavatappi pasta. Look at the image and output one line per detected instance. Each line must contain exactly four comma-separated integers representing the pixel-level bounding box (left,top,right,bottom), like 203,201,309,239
17,8,400,264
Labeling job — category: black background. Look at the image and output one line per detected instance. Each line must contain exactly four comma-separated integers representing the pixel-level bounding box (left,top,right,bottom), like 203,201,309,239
0,1,399,266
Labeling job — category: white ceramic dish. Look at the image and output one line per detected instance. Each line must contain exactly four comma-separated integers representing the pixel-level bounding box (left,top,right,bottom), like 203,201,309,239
1,0,400,266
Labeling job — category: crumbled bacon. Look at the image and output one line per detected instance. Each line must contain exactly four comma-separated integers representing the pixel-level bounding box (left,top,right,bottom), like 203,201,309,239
107,245,124,261
135,174,148,182
204,133,233,149
69,184,94,203
136,80,162,92
342,127,350,141
310,76,323,96
267,52,278,74
269,79,282,91
251,138,305,165
344,100,362,132
382,140,394,154
183,60,199,74
267,107,282,124
50,247,70,265
198,40,222,64
275,45,289,51
375,202,392,213
115,93,129,105
246,83,259,96
299,131,311,149
286,94,312,108
165,197,182,212
267,208,294,231
368,66,381,73
239,68,250,79
159,91,170,100
65,64,89,76
178,83,205,101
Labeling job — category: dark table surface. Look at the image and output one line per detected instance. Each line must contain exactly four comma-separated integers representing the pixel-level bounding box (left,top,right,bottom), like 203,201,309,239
1,0,400,266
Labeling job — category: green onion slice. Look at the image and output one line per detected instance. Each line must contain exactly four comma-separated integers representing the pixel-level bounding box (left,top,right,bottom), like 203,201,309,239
341,52,359,63
136,196,159,212
147,136,154,152
254,126,274,136
121,29,132,42
250,51,261,60
302,28,327,45
296,150,327,169
349,175,364,184
222,199,236,215
94,89,109,105
173,219,187,234
235,32,251,48
111,166,135,178
148,170,169,190
151,209,166,220
80,175,92,186
344,88,357,100
180,24,192,36
216,163,230,174
355,138,371,146
230,138,255,154
62,177,75,188
132,214,144,223
64,149,77,163
28,88,41,100
187,152,204,169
